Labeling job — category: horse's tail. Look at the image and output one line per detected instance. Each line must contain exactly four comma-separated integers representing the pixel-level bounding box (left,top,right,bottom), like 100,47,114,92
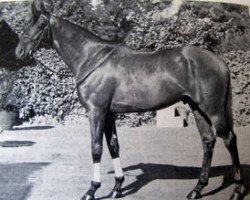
225,71,234,131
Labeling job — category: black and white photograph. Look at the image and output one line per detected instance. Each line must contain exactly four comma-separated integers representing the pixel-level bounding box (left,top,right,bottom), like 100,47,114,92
0,0,249,199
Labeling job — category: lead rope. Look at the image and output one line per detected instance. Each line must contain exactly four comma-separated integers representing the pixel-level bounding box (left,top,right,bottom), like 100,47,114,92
34,56,77,96
34,56,73,78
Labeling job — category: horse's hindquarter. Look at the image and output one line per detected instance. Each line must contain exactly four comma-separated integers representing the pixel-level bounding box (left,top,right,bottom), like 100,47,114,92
181,46,230,115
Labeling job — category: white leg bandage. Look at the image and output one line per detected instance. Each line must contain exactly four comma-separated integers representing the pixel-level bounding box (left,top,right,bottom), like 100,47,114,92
93,162,101,182
113,158,124,177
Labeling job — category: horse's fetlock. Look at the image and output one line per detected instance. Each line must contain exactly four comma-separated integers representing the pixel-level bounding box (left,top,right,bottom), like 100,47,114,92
110,176,125,198
187,189,201,199
85,181,101,198
234,182,245,195
198,179,208,187
113,176,125,191
235,177,244,184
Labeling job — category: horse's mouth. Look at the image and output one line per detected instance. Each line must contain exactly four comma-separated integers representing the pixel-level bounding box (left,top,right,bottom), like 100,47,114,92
20,56,32,63
15,48,33,62
19,50,34,62
18,52,33,63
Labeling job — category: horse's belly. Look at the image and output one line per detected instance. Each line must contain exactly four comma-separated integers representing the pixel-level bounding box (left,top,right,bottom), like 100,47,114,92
110,79,184,113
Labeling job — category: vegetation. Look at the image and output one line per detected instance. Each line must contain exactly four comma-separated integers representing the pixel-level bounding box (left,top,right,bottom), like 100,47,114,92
0,0,249,126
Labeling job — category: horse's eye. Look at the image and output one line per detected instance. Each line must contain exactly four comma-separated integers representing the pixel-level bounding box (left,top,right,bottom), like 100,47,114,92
37,20,47,29
37,15,48,29
37,21,45,29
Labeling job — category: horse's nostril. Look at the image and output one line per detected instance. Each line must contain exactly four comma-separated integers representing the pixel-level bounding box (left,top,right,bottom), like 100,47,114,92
20,49,24,56
29,50,33,57
15,47,25,59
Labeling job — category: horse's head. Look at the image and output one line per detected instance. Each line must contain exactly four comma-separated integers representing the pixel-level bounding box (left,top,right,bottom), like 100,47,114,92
15,0,53,61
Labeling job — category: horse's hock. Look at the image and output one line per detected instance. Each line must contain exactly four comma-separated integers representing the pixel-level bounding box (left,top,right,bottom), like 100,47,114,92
156,102,195,128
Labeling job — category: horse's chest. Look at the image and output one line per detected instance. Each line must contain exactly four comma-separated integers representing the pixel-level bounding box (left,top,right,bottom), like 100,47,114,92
77,70,117,110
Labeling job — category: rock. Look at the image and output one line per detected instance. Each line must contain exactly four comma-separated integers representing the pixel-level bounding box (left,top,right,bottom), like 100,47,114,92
0,20,19,54
0,19,27,71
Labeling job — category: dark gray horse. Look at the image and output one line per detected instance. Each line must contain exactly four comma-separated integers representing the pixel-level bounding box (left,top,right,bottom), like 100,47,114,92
15,1,245,200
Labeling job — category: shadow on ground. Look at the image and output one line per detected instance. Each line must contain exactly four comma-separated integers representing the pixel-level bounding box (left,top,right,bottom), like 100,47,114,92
0,141,35,148
104,163,250,199
0,162,50,200
12,126,54,131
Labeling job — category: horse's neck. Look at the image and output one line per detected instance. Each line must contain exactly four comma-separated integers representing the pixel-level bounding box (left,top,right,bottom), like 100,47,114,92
50,16,106,76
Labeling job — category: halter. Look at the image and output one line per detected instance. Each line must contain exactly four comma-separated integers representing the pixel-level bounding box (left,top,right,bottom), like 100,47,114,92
22,15,73,78
22,14,50,57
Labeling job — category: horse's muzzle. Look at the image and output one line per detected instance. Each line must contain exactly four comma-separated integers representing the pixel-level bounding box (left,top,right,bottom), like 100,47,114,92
15,47,32,61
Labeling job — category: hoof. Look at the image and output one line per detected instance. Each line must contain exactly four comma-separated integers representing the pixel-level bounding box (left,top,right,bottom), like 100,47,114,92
187,190,202,199
230,185,246,200
81,194,95,200
230,192,241,200
109,190,122,198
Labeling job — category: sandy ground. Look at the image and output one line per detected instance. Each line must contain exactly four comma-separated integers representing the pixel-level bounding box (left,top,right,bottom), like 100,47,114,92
0,123,249,200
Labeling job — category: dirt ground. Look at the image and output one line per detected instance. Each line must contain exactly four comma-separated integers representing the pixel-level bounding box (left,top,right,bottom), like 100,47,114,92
0,123,249,200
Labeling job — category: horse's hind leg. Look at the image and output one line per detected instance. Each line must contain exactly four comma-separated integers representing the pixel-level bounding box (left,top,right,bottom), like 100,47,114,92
104,112,125,198
187,110,216,199
212,116,245,200
222,130,245,200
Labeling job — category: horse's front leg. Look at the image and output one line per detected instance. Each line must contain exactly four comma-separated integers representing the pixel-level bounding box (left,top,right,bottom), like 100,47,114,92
104,112,125,198
82,108,106,200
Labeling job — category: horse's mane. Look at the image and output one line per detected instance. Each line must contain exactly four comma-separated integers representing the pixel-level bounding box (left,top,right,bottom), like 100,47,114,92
55,16,123,48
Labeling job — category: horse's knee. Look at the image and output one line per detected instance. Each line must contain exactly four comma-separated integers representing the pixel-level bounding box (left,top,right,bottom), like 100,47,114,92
202,136,216,151
92,144,103,161
109,135,120,158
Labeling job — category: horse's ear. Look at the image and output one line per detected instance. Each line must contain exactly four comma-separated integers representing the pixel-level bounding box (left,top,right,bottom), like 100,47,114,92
30,2,40,21
33,0,42,12
42,0,53,13
33,0,53,14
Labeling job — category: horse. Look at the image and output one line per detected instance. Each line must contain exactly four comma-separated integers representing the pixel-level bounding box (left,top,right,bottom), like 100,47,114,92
15,1,245,200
